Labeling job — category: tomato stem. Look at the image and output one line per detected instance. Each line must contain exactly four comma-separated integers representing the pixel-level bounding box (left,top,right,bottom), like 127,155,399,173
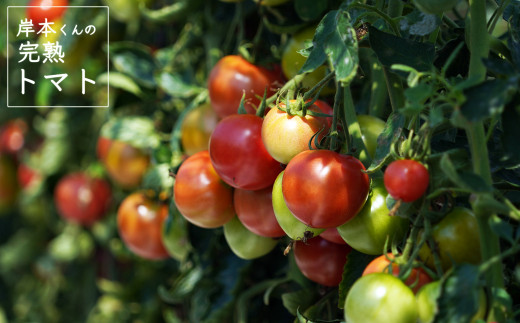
467,0,505,319
342,87,371,165
329,83,343,151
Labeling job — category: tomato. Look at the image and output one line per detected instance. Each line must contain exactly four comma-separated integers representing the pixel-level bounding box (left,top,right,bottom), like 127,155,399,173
345,273,418,323
337,178,409,255
0,119,27,156
293,236,351,286
234,186,285,238
413,0,459,15
281,27,334,93
416,281,487,323
261,100,330,164
319,228,346,245
104,0,144,22
27,0,68,27
384,159,429,203
418,207,481,271
208,55,281,118
180,103,219,156
162,209,191,262
209,114,282,190
98,137,150,189
17,163,41,189
272,171,324,240
223,216,278,260
117,192,170,260
54,173,111,226
362,253,433,293
0,155,19,213
313,100,333,128
174,151,235,228
282,150,369,228
358,115,385,159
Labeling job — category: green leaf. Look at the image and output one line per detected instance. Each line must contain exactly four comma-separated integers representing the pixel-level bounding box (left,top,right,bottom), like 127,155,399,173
141,164,174,192
281,288,318,316
162,204,192,262
439,154,493,193
108,42,157,88
369,26,435,72
489,215,514,244
159,266,204,304
100,116,161,149
433,265,481,323
460,79,516,122
155,72,203,99
295,0,329,22
501,101,520,163
97,72,143,97
366,112,406,172
338,250,376,309
299,10,359,85
504,1,520,68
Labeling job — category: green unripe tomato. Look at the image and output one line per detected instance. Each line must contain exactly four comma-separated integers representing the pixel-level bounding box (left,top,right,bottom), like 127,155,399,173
358,114,385,160
418,207,481,270
337,178,409,255
281,27,333,93
223,216,278,260
413,0,459,15
272,171,324,240
416,281,487,323
345,273,418,323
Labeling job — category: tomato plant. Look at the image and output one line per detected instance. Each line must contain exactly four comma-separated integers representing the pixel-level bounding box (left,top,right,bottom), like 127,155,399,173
261,100,330,164
180,103,219,156
358,114,385,159
174,150,235,228
234,186,285,238
223,216,278,260
27,0,68,27
293,236,351,286
418,207,481,271
345,273,418,323
17,163,41,189
272,171,324,240
208,55,281,118
362,253,433,293
98,137,150,189
209,114,282,190
282,149,369,228
117,192,169,260
384,159,430,203
54,172,111,226
338,178,409,255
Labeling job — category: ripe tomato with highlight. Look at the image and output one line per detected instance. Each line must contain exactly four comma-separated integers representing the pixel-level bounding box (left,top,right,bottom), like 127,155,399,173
174,150,234,228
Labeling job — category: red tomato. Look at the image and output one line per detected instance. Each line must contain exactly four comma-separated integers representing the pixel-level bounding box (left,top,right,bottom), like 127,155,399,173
17,163,41,189
54,173,111,226
174,150,235,228
362,253,432,293
117,192,170,260
234,185,285,238
27,0,68,27
282,150,369,228
209,114,282,190
294,236,352,286
208,55,281,118
97,137,150,189
313,100,334,128
320,227,347,245
261,100,330,164
0,119,27,156
384,159,429,203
